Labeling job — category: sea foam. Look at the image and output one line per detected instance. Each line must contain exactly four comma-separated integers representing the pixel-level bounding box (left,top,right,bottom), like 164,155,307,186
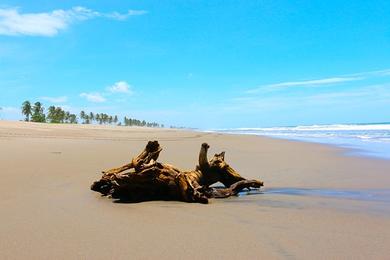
209,123,390,159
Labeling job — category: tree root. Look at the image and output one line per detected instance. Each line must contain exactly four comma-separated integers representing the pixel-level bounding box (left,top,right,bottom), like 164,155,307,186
91,141,263,204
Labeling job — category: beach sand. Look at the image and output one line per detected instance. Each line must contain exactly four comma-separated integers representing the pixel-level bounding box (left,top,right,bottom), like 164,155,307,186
0,121,389,259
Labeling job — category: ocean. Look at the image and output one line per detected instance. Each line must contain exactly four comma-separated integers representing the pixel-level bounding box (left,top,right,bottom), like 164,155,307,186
208,123,390,159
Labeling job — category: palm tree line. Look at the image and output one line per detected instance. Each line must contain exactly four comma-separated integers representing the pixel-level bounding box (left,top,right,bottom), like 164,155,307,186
21,100,164,128
21,101,76,123
79,111,118,125
123,117,162,128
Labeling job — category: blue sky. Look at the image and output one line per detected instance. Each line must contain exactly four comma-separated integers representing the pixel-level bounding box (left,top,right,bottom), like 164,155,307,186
0,1,389,128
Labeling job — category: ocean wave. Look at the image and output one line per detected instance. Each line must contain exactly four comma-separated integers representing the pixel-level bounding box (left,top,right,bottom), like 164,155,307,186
220,123,390,132
208,123,390,158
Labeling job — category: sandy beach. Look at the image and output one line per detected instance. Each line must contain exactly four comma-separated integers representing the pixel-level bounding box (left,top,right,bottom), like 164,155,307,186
0,120,389,259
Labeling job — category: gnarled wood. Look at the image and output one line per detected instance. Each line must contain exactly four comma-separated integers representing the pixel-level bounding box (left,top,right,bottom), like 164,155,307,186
101,140,162,175
91,141,263,204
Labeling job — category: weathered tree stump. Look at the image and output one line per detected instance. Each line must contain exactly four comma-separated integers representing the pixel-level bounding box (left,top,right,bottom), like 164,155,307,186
91,141,263,203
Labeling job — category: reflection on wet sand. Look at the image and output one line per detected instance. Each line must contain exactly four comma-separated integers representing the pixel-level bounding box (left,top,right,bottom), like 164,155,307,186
231,187,390,216
256,187,390,202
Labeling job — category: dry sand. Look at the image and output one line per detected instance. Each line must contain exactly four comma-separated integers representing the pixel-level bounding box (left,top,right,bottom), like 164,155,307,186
0,121,389,259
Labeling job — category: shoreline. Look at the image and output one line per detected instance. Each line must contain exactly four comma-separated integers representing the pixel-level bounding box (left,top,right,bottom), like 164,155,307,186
1,120,390,188
1,120,390,259
3,120,389,161
205,128,390,161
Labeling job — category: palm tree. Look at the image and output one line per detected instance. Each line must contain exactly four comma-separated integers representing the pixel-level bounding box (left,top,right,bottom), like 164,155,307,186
89,112,94,123
100,113,105,124
65,111,71,123
69,114,77,124
70,114,77,124
103,113,108,124
80,111,86,124
47,106,56,123
21,101,32,121
84,114,90,124
31,102,45,122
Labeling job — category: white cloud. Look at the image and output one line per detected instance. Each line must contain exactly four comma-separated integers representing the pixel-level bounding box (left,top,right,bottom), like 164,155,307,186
266,77,362,88
245,68,390,94
80,92,106,103
247,76,363,93
106,10,148,21
348,68,390,78
234,84,390,112
0,6,147,37
80,81,133,104
40,96,68,103
108,81,133,94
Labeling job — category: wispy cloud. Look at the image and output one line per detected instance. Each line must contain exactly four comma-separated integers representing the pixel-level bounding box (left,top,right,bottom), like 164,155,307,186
106,10,147,21
246,68,390,94
40,96,68,103
234,84,390,112
80,92,106,103
306,84,390,104
0,6,147,37
247,76,363,93
108,81,133,94
348,68,390,77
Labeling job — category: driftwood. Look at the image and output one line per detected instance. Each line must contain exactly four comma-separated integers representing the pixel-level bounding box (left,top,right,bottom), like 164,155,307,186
91,141,263,204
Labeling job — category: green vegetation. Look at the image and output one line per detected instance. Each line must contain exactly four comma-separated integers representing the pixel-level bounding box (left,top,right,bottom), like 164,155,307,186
123,117,160,127
20,100,163,128
80,111,119,125
47,106,77,124
31,102,46,123
21,101,32,121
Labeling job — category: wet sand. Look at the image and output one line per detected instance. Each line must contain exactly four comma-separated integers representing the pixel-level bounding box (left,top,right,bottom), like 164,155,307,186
0,121,389,259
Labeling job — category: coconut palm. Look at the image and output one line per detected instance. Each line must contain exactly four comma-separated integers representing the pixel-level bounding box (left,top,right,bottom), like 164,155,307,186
65,111,71,123
21,101,32,121
80,111,86,124
58,108,64,123
96,114,100,124
84,114,90,124
69,114,77,124
100,113,105,124
47,106,56,123
31,102,45,122
89,112,94,123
